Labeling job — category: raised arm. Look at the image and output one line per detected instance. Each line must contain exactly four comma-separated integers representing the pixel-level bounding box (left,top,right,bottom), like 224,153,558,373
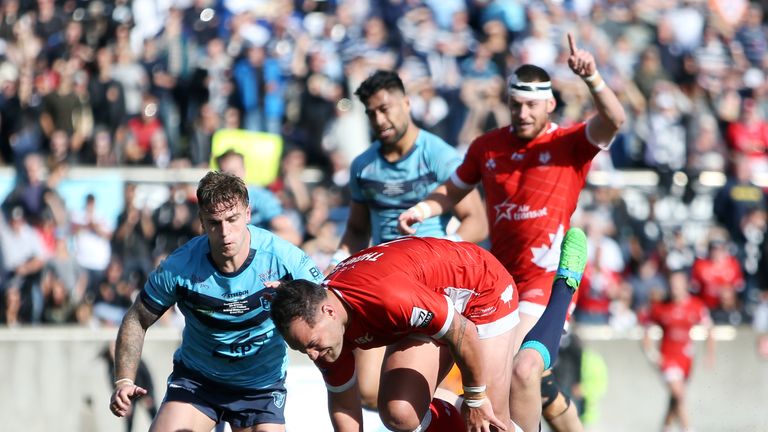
109,298,162,417
397,179,472,235
566,33,626,148
440,313,507,431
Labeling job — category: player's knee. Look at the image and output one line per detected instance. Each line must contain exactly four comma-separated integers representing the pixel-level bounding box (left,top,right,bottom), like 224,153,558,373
379,399,421,432
512,350,543,389
541,374,572,420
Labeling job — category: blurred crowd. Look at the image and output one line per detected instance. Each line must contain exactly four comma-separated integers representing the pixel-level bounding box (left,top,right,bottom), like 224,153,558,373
0,0,767,342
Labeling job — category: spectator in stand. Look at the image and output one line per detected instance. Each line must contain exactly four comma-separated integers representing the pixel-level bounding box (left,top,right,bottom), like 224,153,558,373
232,43,285,134
151,183,199,258
734,3,768,68
40,229,86,324
713,153,768,247
643,269,714,432
0,206,47,325
691,238,745,325
124,95,166,165
725,93,768,177
112,182,155,286
2,152,53,227
71,193,114,300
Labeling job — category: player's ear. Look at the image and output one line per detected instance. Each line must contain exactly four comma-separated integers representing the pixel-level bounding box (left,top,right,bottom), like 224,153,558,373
546,97,557,114
321,303,336,318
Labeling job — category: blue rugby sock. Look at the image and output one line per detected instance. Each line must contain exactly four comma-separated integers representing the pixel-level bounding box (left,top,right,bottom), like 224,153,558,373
520,278,573,370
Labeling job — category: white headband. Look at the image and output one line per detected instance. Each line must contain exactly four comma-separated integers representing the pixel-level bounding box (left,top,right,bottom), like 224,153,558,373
507,78,554,100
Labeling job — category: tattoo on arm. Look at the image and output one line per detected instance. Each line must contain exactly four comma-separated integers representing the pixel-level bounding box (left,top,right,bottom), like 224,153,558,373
114,300,161,381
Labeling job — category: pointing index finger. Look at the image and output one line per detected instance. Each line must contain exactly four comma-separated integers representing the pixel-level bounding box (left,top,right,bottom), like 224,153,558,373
567,33,576,55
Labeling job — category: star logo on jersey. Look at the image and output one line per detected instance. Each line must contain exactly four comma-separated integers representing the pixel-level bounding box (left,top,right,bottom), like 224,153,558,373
539,151,551,165
485,158,497,171
410,307,434,328
501,284,515,304
530,225,566,271
494,197,517,225
511,152,525,161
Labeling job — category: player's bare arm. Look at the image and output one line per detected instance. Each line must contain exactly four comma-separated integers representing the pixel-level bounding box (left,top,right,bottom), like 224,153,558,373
441,313,507,431
451,188,489,243
327,383,365,432
566,32,626,148
110,298,161,417
398,180,470,235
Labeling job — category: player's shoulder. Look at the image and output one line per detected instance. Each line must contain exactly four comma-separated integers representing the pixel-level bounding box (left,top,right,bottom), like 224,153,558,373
350,142,382,171
548,122,587,140
161,235,208,272
416,129,454,150
249,225,307,260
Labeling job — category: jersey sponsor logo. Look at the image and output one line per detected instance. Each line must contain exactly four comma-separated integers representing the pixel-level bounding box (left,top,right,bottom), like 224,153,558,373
222,299,250,315
539,151,551,165
272,391,286,409
493,197,548,225
410,307,434,328
354,333,374,344
511,152,525,161
223,290,248,299
382,181,406,196
310,266,322,280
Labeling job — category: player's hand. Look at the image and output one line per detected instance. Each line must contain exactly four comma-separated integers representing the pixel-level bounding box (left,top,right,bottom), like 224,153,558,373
566,33,596,78
462,400,507,432
263,280,283,289
397,208,423,235
109,382,147,417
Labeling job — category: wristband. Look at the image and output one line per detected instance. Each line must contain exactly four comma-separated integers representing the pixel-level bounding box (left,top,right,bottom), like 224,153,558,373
590,81,607,93
464,397,487,408
463,384,487,394
330,249,350,266
583,71,601,83
414,202,432,220
114,378,134,387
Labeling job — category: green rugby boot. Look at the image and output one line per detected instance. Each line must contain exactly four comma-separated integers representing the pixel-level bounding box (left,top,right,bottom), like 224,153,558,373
555,227,588,291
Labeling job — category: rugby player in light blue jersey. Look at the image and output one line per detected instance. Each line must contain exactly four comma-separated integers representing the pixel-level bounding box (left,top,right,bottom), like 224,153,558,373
109,171,323,432
327,70,488,409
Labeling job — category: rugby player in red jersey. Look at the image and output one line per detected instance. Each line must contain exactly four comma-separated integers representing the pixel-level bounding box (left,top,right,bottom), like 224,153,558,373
398,33,625,431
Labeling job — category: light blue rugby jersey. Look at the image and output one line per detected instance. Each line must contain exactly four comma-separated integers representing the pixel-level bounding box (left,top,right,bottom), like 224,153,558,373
248,186,282,229
349,129,461,245
140,225,323,389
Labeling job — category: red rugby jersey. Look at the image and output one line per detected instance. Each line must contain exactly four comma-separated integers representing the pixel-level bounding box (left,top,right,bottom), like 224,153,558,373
316,236,518,390
453,122,598,283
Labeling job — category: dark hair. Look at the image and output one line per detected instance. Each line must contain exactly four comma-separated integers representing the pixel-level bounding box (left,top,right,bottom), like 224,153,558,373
270,279,328,336
354,70,405,105
196,171,249,215
513,64,551,83
216,149,245,166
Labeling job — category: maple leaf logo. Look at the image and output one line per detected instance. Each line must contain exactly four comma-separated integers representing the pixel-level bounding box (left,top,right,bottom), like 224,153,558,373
501,284,515,304
530,225,566,271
